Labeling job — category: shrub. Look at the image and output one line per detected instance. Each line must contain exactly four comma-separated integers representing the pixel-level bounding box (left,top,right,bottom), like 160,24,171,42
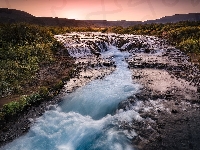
178,38,200,53
0,23,65,97
0,92,45,119
53,80,64,92
26,93,42,104
2,101,20,116
39,86,49,98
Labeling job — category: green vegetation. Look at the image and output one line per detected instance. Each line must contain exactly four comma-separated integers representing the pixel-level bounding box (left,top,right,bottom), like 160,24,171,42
1,21,200,120
108,21,200,64
0,23,76,120
0,23,105,119
0,23,64,97
0,86,50,120
1,93,43,117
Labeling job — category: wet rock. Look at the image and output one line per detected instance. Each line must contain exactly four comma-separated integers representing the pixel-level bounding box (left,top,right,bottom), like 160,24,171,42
133,75,142,79
171,109,178,114
123,39,200,149
103,62,112,67
197,87,200,93
144,48,150,53
118,99,135,110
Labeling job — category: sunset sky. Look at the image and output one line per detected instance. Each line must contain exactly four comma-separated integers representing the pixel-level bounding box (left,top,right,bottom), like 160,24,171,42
1,0,200,21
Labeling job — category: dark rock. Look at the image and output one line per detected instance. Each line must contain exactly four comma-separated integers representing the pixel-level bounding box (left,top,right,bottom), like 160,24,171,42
133,75,142,79
197,87,200,93
103,62,112,67
118,100,133,110
171,109,178,114
157,109,161,113
144,48,150,53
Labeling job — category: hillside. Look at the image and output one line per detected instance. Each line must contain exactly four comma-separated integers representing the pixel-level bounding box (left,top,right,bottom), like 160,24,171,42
145,13,200,23
0,8,141,27
1,8,200,27
0,8,33,24
0,8,91,27
0,8,33,18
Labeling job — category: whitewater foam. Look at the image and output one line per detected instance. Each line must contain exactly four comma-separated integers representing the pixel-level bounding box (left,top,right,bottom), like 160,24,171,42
2,45,140,150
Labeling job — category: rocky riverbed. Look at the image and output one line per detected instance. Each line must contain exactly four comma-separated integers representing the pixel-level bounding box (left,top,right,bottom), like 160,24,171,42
119,46,200,150
1,32,200,149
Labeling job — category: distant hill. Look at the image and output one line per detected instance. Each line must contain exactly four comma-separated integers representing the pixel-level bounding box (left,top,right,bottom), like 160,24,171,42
0,8,200,27
0,8,33,18
0,8,141,27
0,8,92,27
144,13,200,24
0,8,34,24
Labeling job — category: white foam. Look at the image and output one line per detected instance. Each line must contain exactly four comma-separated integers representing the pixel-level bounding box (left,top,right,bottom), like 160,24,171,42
2,44,138,150
4,32,171,150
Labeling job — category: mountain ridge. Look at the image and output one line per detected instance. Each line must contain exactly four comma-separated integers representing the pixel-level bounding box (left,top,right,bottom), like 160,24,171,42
145,13,200,23
0,8,200,27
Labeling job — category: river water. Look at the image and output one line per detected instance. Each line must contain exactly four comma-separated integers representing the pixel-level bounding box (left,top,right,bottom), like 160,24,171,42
2,46,141,150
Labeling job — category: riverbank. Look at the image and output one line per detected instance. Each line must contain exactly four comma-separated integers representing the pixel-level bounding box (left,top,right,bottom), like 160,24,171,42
0,55,115,147
120,47,200,150
1,32,200,149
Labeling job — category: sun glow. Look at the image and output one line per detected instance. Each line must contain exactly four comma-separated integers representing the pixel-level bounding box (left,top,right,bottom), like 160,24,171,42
66,10,80,19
